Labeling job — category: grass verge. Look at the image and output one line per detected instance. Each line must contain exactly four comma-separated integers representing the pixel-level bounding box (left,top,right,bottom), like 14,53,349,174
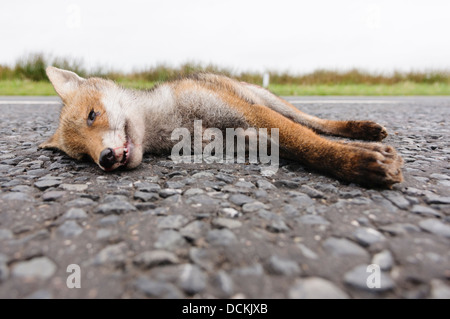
269,82,450,96
0,79,157,96
1,80,450,96
0,80,58,96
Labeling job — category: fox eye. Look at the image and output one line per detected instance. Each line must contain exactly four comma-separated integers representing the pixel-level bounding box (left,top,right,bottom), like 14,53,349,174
87,110,97,126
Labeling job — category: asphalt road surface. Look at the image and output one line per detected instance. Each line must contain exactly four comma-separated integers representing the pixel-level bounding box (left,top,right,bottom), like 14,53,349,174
0,96,449,299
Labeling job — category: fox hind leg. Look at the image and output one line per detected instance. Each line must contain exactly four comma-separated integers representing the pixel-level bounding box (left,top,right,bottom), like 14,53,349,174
270,99,389,141
231,102,403,188
242,85,388,141
331,120,388,141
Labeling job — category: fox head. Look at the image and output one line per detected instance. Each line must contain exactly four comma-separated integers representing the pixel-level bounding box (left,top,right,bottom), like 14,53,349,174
40,66,144,171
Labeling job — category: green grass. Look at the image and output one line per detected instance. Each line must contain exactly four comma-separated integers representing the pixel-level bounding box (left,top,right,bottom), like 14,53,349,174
2,79,450,96
268,82,450,96
0,80,57,95
115,79,157,90
0,79,158,96
2,53,450,96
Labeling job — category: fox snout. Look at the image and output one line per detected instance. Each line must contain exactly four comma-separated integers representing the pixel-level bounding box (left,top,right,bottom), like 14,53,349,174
99,148,116,170
98,144,132,171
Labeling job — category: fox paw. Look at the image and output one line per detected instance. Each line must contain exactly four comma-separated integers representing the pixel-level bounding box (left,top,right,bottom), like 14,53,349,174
353,147,403,188
346,121,388,141
342,142,403,164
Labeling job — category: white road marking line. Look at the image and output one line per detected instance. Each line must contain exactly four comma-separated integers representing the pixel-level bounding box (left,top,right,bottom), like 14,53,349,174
288,100,401,104
0,101,61,105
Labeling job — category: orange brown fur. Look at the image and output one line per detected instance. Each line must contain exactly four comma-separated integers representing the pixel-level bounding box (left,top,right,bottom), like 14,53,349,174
41,67,403,188
237,103,402,187
273,96,388,141
40,80,110,164
189,83,403,188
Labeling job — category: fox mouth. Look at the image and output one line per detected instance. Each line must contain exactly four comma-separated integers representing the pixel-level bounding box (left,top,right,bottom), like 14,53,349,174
120,137,132,167
119,122,133,168
101,121,137,171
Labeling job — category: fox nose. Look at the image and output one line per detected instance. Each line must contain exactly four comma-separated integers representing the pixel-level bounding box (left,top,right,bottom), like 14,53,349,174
99,148,116,169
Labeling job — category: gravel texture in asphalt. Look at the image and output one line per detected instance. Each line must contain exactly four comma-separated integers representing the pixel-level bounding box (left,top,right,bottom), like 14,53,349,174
0,96,449,299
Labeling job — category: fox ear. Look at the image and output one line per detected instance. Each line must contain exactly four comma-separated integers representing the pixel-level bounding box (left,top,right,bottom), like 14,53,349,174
39,129,63,150
46,66,84,101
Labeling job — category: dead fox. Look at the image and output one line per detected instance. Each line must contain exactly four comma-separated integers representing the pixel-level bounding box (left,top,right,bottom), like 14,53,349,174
40,67,403,188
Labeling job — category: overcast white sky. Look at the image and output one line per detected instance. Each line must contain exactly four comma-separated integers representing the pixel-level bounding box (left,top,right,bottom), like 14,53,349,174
1,0,449,74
